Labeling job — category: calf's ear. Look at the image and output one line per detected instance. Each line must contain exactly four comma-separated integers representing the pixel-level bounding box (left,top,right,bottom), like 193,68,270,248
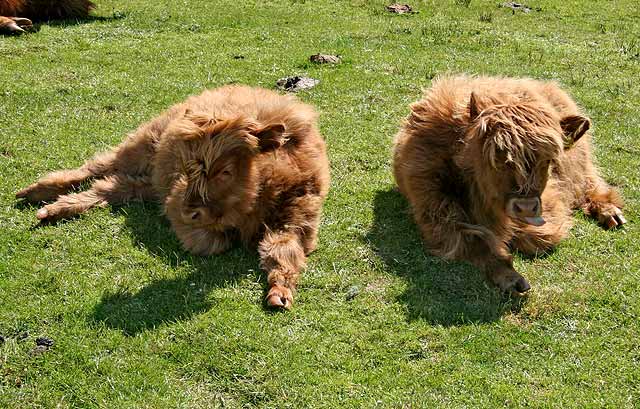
560,115,590,148
251,123,286,152
184,109,217,128
468,92,481,120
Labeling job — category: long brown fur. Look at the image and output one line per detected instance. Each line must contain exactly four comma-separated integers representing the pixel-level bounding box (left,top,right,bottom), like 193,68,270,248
393,75,625,295
16,85,330,310
0,0,94,33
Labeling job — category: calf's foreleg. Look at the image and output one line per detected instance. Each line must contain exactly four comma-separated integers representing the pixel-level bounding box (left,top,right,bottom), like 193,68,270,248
458,224,531,296
259,229,306,310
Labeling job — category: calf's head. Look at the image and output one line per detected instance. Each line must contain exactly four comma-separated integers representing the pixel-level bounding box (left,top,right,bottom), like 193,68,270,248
166,111,286,229
464,93,590,226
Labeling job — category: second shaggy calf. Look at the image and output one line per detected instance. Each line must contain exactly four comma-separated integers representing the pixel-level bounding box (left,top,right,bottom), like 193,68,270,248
393,75,625,295
17,85,330,309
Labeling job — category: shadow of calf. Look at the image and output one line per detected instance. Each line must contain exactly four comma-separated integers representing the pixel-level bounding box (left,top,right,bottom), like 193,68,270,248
40,14,125,28
366,189,523,326
90,202,261,335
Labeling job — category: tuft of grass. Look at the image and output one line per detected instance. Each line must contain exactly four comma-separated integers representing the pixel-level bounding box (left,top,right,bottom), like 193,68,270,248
1,0,639,407
617,38,640,61
479,11,493,22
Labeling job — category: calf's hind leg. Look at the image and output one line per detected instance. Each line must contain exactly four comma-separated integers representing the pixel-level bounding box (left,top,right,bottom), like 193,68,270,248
582,180,626,229
36,174,155,222
0,16,33,34
17,127,157,203
16,150,119,203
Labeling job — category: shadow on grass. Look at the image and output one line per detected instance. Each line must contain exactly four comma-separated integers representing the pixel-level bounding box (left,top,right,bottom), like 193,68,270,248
366,189,524,326
90,202,262,336
40,14,125,28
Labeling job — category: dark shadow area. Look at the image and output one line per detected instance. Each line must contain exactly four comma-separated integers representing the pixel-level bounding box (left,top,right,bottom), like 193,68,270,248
13,193,267,335
0,24,41,36
87,202,263,336
13,198,39,211
39,14,125,28
513,245,557,260
366,189,525,326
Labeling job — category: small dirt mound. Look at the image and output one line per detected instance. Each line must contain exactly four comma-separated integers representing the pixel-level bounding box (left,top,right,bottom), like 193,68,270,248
309,54,341,64
500,2,533,13
276,76,320,92
36,337,54,347
386,4,415,14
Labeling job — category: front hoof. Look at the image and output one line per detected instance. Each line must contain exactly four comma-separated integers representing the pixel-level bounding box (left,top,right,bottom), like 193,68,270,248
265,284,293,310
511,276,531,296
494,271,531,297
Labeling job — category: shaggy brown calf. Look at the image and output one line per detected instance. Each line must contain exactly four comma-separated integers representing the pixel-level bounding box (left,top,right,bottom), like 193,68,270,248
393,75,625,295
0,0,94,34
17,85,330,309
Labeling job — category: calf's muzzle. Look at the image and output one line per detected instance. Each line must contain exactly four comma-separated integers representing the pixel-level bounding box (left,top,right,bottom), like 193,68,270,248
507,196,545,226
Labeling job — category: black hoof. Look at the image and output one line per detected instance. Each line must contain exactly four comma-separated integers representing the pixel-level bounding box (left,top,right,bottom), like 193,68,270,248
514,277,531,294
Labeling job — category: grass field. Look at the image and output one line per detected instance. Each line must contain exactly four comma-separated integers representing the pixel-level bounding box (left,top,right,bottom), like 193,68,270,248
1,0,639,407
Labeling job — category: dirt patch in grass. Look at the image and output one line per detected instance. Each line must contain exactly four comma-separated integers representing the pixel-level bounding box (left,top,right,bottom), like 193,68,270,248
500,2,537,13
309,54,341,64
386,4,415,14
276,76,319,92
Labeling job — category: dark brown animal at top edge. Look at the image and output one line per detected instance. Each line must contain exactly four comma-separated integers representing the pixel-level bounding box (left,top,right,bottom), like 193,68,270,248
16,85,330,310
0,0,94,34
393,75,625,295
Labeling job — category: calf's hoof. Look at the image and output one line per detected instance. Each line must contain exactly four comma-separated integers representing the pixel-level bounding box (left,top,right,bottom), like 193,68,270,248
35,205,71,224
16,184,65,203
493,270,531,297
37,207,51,220
508,276,531,296
599,206,626,229
16,185,37,201
0,17,33,34
266,284,293,310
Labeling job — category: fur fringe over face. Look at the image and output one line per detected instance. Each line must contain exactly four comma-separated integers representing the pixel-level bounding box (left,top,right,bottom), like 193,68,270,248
393,75,625,295
471,101,563,187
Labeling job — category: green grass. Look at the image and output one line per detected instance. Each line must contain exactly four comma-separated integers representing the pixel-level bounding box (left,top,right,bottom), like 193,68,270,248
1,0,639,407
